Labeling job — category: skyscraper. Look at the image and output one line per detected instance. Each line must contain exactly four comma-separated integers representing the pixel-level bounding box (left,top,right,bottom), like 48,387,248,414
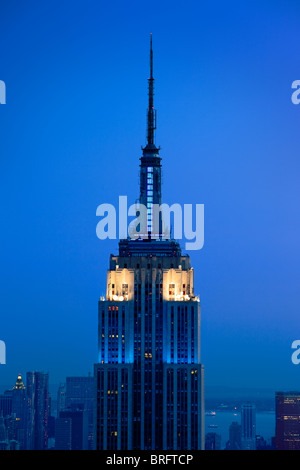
58,406,89,450
65,376,94,449
241,403,256,450
56,382,66,417
94,36,204,451
205,432,221,450
225,421,241,450
55,417,72,450
0,391,12,418
12,374,26,449
0,414,9,450
26,371,49,450
275,391,300,450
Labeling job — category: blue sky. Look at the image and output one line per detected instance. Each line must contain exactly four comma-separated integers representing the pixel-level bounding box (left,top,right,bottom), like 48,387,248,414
0,0,300,396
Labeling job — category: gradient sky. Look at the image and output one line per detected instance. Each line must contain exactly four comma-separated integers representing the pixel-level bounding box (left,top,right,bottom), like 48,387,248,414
0,0,300,396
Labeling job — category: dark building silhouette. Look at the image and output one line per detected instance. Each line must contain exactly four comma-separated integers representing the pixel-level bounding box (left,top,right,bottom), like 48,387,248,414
0,414,9,450
0,391,12,418
0,375,26,449
275,391,300,450
225,421,241,450
8,439,20,450
56,382,66,417
241,403,256,450
65,376,94,449
26,371,49,450
55,417,72,450
5,414,19,443
255,435,268,450
59,405,88,450
11,374,26,449
94,36,204,450
205,432,221,450
47,415,55,443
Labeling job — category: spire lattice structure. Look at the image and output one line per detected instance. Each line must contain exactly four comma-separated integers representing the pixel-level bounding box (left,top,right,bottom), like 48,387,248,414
146,33,157,148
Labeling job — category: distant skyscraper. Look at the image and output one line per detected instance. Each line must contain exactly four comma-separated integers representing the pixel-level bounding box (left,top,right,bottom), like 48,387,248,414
255,435,268,450
12,374,25,391
275,391,300,450
241,403,256,450
59,406,89,450
55,417,72,450
0,414,8,449
26,371,49,450
205,432,221,450
94,36,204,450
11,374,26,449
65,376,94,449
225,421,241,450
0,391,12,418
56,382,66,417
65,376,94,416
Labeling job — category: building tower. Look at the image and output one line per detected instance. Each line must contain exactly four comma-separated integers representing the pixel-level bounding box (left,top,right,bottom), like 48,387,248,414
94,36,204,451
241,403,256,450
225,421,241,450
275,391,300,450
12,373,26,449
26,371,49,450
65,376,94,449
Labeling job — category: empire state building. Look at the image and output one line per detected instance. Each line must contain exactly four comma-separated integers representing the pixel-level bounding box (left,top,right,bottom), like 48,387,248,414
94,36,205,451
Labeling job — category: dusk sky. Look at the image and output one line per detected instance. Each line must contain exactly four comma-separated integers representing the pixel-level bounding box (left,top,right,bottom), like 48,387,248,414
1,0,300,396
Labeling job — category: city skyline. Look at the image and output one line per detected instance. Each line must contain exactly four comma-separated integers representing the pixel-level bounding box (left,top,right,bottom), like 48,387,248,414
0,370,280,449
1,0,300,403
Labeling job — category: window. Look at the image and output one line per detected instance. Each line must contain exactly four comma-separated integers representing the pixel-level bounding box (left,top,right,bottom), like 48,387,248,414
169,283,175,300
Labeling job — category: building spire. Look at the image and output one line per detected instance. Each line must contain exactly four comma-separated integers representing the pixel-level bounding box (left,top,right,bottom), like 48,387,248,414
139,35,162,238
150,33,153,79
146,33,157,149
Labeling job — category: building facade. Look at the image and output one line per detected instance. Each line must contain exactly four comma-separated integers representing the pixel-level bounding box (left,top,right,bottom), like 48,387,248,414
94,37,204,451
59,406,89,450
65,376,94,449
12,374,26,449
275,391,300,450
55,417,72,450
241,403,256,450
225,421,241,450
26,371,49,450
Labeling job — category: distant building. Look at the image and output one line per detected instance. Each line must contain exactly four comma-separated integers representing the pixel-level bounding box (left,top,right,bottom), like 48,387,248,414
205,432,221,450
65,376,94,449
56,383,66,417
0,391,12,417
26,371,49,450
5,414,19,442
11,374,26,449
0,441,9,450
275,391,300,450
47,415,56,445
0,414,8,449
255,435,267,450
55,417,72,450
0,414,19,449
65,376,94,418
241,403,256,450
59,405,88,450
9,440,20,450
225,421,241,450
